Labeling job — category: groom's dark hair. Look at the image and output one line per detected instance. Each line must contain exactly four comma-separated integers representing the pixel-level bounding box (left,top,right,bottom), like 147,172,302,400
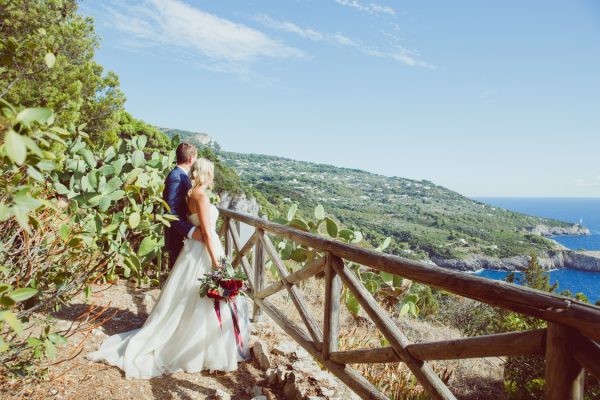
176,142,197,164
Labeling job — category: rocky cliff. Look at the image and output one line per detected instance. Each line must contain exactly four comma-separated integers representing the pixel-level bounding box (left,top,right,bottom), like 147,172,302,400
528,224,590,236
432,250,600,272
218,191,260,216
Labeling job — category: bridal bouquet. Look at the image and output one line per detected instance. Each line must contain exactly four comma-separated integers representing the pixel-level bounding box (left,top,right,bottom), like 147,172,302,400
199,257,248,355
198,257,247,301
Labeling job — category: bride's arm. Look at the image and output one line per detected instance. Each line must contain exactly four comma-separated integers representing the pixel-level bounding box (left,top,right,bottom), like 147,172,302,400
194,192,220,269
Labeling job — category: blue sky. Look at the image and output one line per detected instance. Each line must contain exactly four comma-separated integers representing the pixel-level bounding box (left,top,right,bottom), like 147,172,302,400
80,0,600,197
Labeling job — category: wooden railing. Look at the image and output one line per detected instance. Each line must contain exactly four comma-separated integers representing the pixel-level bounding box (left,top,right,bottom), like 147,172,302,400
217,207,600,400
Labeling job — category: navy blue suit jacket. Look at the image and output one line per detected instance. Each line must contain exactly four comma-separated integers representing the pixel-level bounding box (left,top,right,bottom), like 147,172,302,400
163,167,194,260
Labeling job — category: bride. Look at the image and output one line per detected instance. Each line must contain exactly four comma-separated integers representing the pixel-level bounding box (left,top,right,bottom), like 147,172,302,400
87,158,250,379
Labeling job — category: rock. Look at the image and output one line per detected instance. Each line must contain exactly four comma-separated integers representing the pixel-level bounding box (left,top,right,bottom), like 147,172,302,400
320,388,335,397
307,397,325,400
529,224,590,236
275,365,291,384
49,388,58,396
247,385,264,397
250,322,267,334
283,372,306,400
252,340,272,370
251,397,267,400
312,370,331,383
273,341,298,356
294,347,310,360
291,360,316,375
564,251,600,272
214,389,231,400
332,388,361,400
266,368,278,385
219,192,259,216
432,249,600,273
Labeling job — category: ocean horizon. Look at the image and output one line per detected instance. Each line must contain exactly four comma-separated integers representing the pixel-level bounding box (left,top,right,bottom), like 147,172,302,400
474,197,600,250
470,197,600,302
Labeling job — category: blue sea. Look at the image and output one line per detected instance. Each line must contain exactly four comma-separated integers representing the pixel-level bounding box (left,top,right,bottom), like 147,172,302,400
471,197,600,303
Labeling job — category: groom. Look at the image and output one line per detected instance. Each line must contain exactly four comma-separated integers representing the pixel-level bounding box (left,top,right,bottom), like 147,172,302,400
163,142,204,269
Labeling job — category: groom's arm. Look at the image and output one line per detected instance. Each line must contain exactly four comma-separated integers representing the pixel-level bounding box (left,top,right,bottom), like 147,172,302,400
163,173,196,238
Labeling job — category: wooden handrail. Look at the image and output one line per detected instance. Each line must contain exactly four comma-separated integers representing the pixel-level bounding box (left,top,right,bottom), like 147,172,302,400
218,207,600,342
329,329,546,363
218,207,600,399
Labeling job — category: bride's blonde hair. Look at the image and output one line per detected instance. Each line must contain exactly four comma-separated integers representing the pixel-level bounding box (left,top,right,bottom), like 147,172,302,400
188,158,214,197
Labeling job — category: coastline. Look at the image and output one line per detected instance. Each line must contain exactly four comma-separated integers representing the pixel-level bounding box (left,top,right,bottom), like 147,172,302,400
431,250,600,273
431,220,599,273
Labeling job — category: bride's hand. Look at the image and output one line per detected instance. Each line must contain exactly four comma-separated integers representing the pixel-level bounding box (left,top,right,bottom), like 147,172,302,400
211,258,220,270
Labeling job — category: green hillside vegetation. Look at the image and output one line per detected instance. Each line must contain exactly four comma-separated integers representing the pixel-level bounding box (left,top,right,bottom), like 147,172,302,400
219,151,569,260
0,0,125,147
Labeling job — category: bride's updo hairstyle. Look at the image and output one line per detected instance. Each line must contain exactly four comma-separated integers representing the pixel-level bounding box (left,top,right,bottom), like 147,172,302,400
188,158,214,197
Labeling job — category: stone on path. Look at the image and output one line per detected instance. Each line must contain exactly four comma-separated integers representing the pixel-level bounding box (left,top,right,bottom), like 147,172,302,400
252,339,272,370
283,372,306,400
272,341,298,356
213,388,231,400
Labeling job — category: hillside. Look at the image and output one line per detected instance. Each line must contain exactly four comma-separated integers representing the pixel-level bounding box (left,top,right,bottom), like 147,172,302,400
217,151,584,261
159,128,585,262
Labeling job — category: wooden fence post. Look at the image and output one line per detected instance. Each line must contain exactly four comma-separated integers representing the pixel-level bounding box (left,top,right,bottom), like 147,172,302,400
323,252,341,360
253,228,265,320
544,323,584,400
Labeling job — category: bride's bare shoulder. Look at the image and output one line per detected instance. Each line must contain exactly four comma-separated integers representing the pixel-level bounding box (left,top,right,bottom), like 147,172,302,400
189,188,208,202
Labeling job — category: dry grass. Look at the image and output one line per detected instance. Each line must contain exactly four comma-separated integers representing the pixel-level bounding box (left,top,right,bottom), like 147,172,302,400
266,267,505,400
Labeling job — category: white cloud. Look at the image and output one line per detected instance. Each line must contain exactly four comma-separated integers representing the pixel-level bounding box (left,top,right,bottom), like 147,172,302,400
335,0,396,16
255,15,324,41
257,15,435,69
332,33,358,46
101,0,306,73
381,31,437,69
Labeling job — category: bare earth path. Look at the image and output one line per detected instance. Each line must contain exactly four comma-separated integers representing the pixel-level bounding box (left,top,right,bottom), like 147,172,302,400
3,282,286,400
2,278,505,400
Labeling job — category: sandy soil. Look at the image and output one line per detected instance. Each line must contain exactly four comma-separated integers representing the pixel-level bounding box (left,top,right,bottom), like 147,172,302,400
0,282,284,400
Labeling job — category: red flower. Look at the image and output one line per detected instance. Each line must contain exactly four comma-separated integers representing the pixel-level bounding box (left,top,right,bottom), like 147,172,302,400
221,279,243,290
207,289,223,299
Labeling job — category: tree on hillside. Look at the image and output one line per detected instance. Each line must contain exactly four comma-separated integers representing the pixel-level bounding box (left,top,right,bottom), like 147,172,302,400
118,112,171,154
0,0,125,146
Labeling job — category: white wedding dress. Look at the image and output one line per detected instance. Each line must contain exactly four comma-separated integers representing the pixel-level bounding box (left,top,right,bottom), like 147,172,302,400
87,204,250,379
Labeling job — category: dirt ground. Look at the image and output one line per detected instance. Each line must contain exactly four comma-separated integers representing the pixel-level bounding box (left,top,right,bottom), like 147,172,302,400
1,273,505,400
1,282,285,400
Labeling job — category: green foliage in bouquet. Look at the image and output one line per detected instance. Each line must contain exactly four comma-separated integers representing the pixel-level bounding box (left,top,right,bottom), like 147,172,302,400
198,257,247,300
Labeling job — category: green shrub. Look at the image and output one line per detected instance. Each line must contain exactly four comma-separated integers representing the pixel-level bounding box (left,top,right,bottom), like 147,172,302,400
0,99,178,384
